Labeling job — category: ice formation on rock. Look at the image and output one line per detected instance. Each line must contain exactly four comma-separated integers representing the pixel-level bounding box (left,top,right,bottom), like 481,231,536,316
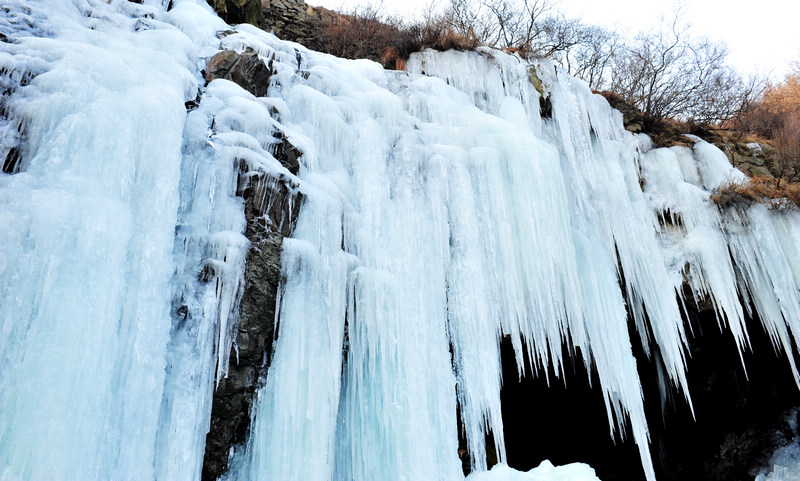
2,2,800,481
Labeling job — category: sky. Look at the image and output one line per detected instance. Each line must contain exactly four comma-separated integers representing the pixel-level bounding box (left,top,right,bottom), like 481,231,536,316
308,0,800,80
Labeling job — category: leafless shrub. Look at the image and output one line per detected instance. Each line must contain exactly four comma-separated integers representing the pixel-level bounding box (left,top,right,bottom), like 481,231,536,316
407,5,481,52
562,25,621,90
316,4,410,64
773,114,800,187
711,175,800,209
730,68,800,184
608,11,759,129
312,3,479,69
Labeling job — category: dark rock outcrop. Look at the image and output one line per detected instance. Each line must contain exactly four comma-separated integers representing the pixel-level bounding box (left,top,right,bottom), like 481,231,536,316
207,0,320,47
599,91,644,134
207,0,263,27
204,47,274,98
201,48,303,481
261,0,320,47
527,66,552,119
646,302,800,481
725,141,775,178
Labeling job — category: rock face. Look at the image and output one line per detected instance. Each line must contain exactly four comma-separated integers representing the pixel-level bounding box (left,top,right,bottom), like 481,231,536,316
527,66,552,119
681,125,777,179
207,0,320,47
646,305,800,481
201,48,303,481
206,0,263,26
711,138,776,178
725,141,776,177
599,91,644,133
261,0,320,47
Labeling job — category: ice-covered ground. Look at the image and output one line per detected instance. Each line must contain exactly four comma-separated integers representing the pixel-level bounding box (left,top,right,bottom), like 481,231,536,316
758,447,800,481
467,462,599,481
755,411,800,481
2,1,800,481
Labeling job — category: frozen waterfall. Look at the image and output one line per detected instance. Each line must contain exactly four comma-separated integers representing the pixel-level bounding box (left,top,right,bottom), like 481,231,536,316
2,1,800,481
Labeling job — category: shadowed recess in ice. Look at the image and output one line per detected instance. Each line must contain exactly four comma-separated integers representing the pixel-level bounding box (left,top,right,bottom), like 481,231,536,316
2,2,800,481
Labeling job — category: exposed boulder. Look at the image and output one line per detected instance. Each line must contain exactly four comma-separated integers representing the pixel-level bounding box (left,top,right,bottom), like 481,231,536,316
208,0,321,46
204,47,273,98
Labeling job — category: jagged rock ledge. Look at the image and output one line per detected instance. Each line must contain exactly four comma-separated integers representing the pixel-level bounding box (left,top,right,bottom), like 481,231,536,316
200,47,303,481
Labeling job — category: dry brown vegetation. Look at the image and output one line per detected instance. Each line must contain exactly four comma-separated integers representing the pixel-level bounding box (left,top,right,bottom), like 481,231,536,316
711,175,800,210
733,70,800,137
307,5,479,69
729,68,800,188
312,6,408,64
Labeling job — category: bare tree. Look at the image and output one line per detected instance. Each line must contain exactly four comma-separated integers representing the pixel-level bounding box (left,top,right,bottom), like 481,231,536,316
608,12,755,128
444,0,502,46
494,0,555,50
443,0,558,51
550,23,620,90
735,71,800,137
774,114,800,188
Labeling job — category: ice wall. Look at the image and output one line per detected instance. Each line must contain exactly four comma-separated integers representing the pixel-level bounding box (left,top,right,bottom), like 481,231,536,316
0,1,246,480
225,28,800,481
220,38,661,480
3,2,800,481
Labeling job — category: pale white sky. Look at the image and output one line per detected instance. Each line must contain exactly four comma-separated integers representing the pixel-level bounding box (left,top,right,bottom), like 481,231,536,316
309,0,800,80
